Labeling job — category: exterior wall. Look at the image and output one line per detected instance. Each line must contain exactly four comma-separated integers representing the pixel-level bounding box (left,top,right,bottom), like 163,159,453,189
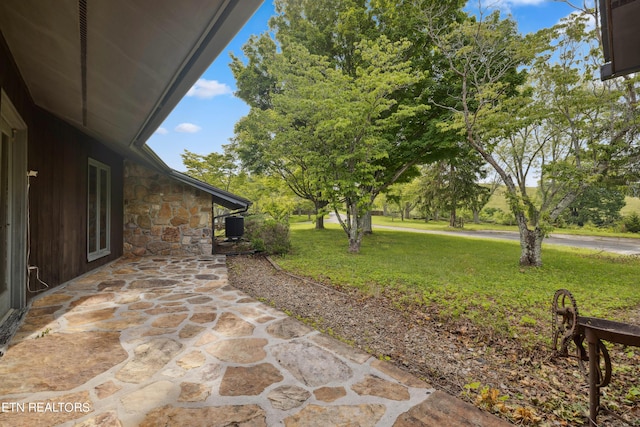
1,30,124,301
123,160,213,257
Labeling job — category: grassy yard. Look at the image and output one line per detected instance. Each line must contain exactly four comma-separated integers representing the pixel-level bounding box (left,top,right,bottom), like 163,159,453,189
276,223,640,347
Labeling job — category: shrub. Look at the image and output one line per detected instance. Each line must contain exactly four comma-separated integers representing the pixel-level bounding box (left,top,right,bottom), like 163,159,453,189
244,216,291,255
623,212,640,233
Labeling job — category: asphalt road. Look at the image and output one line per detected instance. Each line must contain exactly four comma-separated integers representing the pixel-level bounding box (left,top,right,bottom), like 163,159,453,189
325,212,640,255
373,224,640,256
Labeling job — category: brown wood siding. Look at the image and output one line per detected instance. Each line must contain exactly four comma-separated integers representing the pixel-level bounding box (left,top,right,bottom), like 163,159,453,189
1,30,124,300
26,108,124,298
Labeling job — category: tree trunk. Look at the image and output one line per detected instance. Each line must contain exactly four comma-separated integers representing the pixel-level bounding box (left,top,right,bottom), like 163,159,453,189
348,202,363,253
449,209,456,227
314,202,325,230
348,236,361,253
362,211,372,235
517,221,543,267
473,209,480,224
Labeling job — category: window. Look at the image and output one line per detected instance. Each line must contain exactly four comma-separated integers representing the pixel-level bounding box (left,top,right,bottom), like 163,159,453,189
87,159,110,261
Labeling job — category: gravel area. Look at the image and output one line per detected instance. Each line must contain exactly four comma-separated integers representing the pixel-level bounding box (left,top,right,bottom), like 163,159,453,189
227,254,639,426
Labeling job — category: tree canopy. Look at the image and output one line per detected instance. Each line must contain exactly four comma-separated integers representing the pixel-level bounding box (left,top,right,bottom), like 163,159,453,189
230,0,464,251
217,0,640,264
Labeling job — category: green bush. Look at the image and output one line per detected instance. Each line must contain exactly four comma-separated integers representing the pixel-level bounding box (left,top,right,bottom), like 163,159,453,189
244,216,291,255
623,212,640,233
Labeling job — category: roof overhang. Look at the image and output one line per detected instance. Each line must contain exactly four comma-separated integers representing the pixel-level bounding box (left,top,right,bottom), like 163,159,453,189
171,170,252,211
141,146,251,211
0,0,262,167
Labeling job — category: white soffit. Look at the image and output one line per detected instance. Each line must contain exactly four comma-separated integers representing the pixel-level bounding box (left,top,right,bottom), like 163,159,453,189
0,0,262,159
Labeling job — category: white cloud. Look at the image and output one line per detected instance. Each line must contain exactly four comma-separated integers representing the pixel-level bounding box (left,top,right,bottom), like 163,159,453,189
154,127,169,135
186,78,232,99
175,123,202,133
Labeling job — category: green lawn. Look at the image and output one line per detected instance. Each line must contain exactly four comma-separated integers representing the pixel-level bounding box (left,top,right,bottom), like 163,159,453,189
277,223,640,346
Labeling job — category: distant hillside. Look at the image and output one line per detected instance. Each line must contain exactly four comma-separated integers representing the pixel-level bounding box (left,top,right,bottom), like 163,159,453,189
484,186,640,216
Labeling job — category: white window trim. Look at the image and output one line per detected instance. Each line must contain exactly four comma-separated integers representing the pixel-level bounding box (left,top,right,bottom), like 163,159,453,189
87,158,111,261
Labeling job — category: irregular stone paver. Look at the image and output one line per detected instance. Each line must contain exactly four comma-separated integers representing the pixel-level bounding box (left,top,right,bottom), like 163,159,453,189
0,332,126,394
213,312,255,336
178,325,204,339
219,363,283,396
190,312,217,324
65,307,117,326
74,411,122,427
266,317,313,339
141,327,177,337
199,363,224,382
30,293,73,307
129,279,178,289
129,301,154,310
205,338,267,363
95,381,121,399
121,381,176,413
96,315,147,331
27,305,62,317
145,306,188,315
313,386,347,402
392,391,512,426
179,382,210,402
284,404,386,427
140,405,266,427
352,374,410,401
11,315,59,337
69,293,115,308
195,274,219,280
0,255,509,427
267,385,311,410
159,293,193,301
176,350,206,370
97,279,126,291
195,331,217,346
272,341,353,387
187,296,212,304
151,313,188,328
116,338,182,383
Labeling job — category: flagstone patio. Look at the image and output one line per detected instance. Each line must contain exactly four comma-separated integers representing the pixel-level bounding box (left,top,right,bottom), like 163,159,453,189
0,256,510,426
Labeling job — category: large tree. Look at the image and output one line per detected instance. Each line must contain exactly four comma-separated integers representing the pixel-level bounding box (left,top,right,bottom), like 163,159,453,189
235,38,425,252
182,150,238,192
231,0,464,251
416,153,490,227
422,5,639,266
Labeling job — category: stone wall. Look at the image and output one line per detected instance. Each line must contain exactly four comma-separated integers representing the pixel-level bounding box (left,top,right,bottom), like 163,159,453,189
123,161,212,256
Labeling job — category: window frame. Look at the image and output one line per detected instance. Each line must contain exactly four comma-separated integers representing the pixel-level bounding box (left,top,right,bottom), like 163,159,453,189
87,158,111,261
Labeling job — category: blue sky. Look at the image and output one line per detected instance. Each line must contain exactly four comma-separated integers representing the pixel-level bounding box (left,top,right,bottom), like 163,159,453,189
147,0,578,171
